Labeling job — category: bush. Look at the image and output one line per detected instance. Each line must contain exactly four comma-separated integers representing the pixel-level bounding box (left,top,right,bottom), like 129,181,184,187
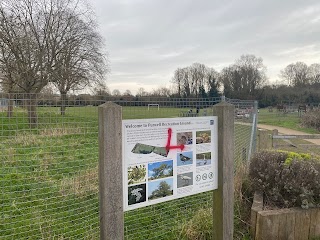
249,150,320,209
301,109,320,130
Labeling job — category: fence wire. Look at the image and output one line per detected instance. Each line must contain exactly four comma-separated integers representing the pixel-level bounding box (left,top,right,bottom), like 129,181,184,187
0,94,257,239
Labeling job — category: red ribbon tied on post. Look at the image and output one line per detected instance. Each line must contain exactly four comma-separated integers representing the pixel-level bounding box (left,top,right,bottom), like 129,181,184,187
165,128,185,154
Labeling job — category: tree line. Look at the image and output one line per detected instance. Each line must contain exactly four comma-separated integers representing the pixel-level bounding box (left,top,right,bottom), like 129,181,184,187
93,57,320,105
92,58,320,107
171,55,266,100
170,55,320,106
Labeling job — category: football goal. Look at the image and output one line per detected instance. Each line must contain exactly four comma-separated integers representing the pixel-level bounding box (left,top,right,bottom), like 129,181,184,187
147,104,160,110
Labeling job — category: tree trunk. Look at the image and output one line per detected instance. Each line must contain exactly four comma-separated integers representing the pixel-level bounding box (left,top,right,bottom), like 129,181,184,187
60,92,67,115
7,93,14,118
26,94,38,128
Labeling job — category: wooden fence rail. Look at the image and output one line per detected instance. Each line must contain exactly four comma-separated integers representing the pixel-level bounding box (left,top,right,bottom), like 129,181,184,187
258,129,320,150
273,134,320,139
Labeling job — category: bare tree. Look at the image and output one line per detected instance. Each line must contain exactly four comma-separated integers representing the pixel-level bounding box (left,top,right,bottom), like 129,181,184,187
172,66,207,97
92,81,110,96
50,8,107,115
0,0,66,126
171,64,220,98
112,89,121,96
151,87,171,97
171,68,184,97
0,0,106,124
189,63,207,97
136,87,147,97
308,63,320,84
0,46,18,117
280,62,309,87
236,54,266,95
91,81,110,104
220,65,241,98
206,68,220,97
123,89,132,96
220,54,266,99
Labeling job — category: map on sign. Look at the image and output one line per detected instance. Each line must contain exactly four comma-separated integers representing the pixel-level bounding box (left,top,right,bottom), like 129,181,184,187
131,143,168,157
122,117,218,211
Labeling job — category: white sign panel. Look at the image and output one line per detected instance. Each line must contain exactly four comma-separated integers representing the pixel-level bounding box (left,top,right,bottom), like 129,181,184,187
122,117,218,211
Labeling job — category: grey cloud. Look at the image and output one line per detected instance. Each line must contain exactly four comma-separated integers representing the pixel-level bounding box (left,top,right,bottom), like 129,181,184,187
91,0,320,93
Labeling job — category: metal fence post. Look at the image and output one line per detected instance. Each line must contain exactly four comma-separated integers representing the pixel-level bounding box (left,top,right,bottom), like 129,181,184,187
248,100,258,162
212,102,234,240
98,102,124,240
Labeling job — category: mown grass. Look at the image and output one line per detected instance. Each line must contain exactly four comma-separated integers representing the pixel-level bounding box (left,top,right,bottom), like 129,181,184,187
258,108,319,133
258,108,320,156
0,105,253,239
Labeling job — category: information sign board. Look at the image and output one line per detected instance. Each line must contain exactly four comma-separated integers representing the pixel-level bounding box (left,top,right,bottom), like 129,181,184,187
122,117,218,211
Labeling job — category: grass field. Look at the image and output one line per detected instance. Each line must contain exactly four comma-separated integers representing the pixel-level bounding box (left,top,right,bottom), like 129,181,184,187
258,108,319,134
0,105,253,239
257,108,320,155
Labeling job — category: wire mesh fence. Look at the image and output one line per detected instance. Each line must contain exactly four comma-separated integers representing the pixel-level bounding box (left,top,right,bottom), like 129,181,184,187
225,97,258,167
0,93,257,239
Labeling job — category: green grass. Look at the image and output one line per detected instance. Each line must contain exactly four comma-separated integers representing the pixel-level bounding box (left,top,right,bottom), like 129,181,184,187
0,111,99,239
258,108,320,155
258,108,319,133
1,107,100,239
0,105,253,239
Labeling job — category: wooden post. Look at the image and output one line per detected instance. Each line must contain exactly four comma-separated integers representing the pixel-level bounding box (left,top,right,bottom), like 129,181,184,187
98,102,124,240
212,102,234,240
258,129,272,150
250,192,263,239
272,129,278,148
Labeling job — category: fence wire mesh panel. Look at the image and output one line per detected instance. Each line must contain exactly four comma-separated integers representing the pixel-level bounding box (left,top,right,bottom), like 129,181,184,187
0,93,100,239
0,94,257,239
226,98,258,167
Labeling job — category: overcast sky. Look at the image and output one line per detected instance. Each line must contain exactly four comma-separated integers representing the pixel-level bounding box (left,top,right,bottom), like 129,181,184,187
90,0,320,94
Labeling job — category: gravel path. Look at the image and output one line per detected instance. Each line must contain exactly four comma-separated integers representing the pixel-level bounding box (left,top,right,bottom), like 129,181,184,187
257,124,320,145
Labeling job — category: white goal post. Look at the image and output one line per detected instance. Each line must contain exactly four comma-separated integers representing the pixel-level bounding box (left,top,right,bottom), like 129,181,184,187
147,104,160,110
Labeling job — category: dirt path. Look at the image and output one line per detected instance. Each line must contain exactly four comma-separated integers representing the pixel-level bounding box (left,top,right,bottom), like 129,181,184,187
257,124,320,145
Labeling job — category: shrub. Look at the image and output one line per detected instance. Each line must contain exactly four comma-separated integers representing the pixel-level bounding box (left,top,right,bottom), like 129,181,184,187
249,150,320,209
301,109,320,130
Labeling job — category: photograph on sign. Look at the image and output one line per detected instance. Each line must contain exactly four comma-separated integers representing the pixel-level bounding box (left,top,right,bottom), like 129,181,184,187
196,152,212,166
196,130,211,144
128,184,146,206
148,178,174,201
122,117,218,211
177,172,193,188
127,164,146,185
177,132,193,145
148,160,173,180
177,151,193,166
